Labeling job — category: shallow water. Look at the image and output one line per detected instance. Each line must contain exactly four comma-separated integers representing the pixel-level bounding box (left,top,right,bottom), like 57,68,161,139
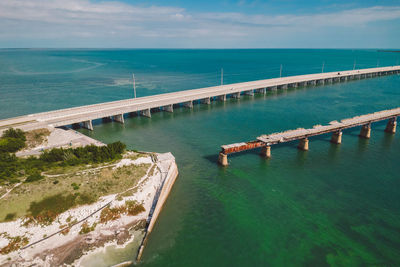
1,49,400,266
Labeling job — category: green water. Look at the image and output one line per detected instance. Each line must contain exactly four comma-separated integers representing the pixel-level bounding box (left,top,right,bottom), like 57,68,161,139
1,49,400,266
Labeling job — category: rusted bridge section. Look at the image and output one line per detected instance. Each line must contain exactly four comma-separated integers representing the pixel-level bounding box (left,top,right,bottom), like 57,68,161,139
218,107,399,166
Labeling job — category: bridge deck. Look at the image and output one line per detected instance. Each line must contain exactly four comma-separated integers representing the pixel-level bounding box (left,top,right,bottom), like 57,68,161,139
1,66,399,133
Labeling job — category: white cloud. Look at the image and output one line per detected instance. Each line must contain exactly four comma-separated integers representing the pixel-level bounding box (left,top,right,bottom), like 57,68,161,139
0,0,399,47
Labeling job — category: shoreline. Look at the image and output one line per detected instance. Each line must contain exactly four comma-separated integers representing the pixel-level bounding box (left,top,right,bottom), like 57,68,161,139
136,153,179,261
0,127,179,266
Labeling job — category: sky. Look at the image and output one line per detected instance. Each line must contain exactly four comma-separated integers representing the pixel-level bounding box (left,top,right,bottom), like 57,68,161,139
0,0,399,48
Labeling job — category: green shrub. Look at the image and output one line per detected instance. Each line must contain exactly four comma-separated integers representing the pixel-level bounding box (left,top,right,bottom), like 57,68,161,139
25,169,44,183
2,128,26,141
0,138,25,153
71,183,80,190
4,213,16,222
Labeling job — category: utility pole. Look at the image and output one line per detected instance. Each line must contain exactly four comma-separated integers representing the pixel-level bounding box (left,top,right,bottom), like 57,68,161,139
322,62,325,73
280,64,282,78
132,73,136,98
221,68,224,85
353,60,356,70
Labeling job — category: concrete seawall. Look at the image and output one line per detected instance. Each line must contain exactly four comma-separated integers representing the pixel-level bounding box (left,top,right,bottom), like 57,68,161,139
136,153,179,261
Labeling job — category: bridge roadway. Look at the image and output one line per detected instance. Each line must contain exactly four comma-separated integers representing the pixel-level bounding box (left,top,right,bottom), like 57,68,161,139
218,107,399,166
1,66,400,133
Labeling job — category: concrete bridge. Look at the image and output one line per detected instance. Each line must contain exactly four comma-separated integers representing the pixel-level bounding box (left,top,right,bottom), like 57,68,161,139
218,107,399,166
1,66,399,133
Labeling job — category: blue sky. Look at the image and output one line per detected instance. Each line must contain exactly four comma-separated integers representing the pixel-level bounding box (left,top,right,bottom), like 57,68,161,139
0,0,399,48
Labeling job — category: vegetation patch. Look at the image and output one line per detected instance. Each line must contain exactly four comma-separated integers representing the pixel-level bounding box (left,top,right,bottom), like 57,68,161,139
100,201,145,223
24,169,44,183
0,128,126,185
25,128,50,149
24,192,97,225
0,128,26,153
0,235,29,255
79,221,97,235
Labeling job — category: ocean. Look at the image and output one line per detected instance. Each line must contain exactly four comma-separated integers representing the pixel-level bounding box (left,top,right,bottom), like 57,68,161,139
1,49,400,266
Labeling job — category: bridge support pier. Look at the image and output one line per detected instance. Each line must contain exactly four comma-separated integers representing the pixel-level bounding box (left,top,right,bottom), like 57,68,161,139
232,92,241,99
359,124,371,139
218,94,226,101
183,101,193,108
163,104,173,113
113,114,125,124
82,120,93,131
244,90,254,96
260,146,271,158
255,88,266,94
385,117,397,134
298,138,309,151
202,97,211,104
140,109,151,118
218,153,228,166
330,131,342,144
268,86,278,91
308,80,316,86
317,79,325,85
72,123,81,129
279,84,288,89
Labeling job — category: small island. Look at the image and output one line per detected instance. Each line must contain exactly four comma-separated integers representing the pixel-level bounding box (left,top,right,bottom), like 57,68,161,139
0,128,178,266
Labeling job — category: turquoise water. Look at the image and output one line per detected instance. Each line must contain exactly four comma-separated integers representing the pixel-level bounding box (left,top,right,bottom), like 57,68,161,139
1,49,400,266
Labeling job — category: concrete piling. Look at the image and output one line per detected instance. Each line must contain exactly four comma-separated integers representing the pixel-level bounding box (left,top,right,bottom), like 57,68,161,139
330,131,342,144
183,101,193,108
202,98,211,104
113,114,125,124
308,80,316,86
82,120,93,131
260,146,271,158
218,153,228,166
218,94,227,101
385,117,397,134
298,138,309,151
163,104,173,113
232,92,241,99
256,88,266,94
140,109,151,118
244,90,254,96
359,124,371,139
